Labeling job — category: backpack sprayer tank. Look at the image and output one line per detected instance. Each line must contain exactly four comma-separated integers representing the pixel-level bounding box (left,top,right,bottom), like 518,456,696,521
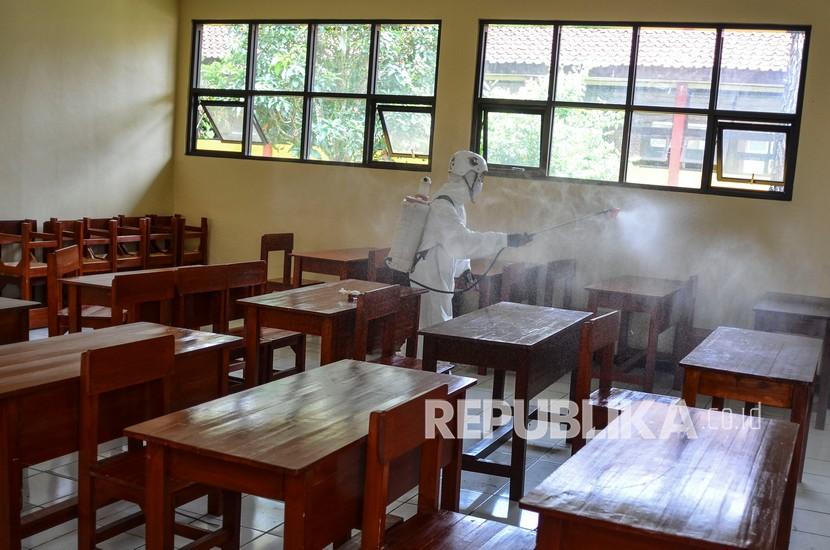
386,177,432,273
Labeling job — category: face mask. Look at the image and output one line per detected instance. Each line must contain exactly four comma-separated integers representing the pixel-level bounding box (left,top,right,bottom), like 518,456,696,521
464,170,485,203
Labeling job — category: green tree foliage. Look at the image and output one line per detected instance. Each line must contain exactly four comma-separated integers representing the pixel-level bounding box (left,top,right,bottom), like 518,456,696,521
198,23,439,163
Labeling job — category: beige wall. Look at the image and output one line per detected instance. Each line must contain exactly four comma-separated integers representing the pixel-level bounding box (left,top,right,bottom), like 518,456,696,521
0,0,178,222
174,0,830,330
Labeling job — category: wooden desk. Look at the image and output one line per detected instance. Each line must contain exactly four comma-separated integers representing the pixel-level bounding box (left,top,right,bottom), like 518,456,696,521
520,402,798,550
290,247,376,288
420,302,592,500
585,275,690,391
127,360,476,550
239,280,425,385
0,297,38,344
0,322,240,550
60,267,178,332
680,326,821,550
754,291,830,429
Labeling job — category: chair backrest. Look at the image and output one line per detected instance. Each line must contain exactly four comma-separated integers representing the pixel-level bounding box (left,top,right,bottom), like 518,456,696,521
44,219,78,248
78,335,175,472
114,216,149,269
499,262,541,304
225,260,268,321
361,385,449,549
177,216,209,265
542,259,576,309
47,245,83,336
260,233,294,288
353,285,401,361
111,270,176,325
574,310,621,406
175,264,228,330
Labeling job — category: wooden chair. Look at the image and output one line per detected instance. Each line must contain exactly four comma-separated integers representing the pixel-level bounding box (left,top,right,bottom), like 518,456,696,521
541,258,576,309
344,385,535,550
43,218,80,248
77,334,240,549
145,214,180,268
572,310,679,453
112,216,148,271
47,245,112,336
260,233,322,291
354,286,453,374
225,260,306,385
499,262,542,305
177,216,209,266
174,264,227,331
0,220,59,301
78,218,117,274
110,270,176,326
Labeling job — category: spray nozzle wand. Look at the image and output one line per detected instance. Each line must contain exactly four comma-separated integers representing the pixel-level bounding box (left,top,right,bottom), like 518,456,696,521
531,207,620,237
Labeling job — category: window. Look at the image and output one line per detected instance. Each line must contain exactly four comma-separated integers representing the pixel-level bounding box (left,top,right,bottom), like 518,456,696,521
473,22,809,200
190,21,441,169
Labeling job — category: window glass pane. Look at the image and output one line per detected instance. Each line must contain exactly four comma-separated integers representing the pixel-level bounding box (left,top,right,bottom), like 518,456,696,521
312,24,371,94
198,24,249,90
482,25,553,100
376,24,439,96
485,112,542,167
308,98,366,163
556,26,632,105
633,28,716,109
195,98,245,153
718,128,786,183
550,108,624,181
717,30,805,114
627,111,707,188
373,108,431,165
250,96,303,159
255,24,308,92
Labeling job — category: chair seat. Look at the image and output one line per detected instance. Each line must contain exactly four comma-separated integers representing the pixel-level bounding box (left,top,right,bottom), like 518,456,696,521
58,305,112,319
91,451,190,502
379,354,455,375
340,510,536,549
588,387,680,414
228,325,304,346
1,261,47,276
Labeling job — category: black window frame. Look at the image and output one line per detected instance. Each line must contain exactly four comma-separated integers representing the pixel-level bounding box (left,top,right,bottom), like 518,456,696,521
471,20,810,201
188,19,442,172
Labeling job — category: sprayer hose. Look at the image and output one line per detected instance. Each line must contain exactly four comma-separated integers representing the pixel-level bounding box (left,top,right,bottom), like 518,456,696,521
405,247,508,295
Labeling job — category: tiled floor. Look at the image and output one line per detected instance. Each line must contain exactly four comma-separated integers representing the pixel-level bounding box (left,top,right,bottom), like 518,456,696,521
19,330,830,549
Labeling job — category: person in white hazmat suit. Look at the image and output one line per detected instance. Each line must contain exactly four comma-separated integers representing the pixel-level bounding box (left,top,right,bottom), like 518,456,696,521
411,151,534,329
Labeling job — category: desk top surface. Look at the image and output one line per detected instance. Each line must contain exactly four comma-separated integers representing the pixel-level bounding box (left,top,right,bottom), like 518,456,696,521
585,275,686,299
126,360,476,473
0,322,240,399
754,292,830,321
521,402,797,549
420,302,591,349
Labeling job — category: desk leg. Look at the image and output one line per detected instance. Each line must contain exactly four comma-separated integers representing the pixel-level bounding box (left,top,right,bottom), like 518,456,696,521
292,257,303,289
320,319,336,366
816,330,830,430
244,307,260,388
405,296,421,358
68,285,81,333
16,310,29,342
284,474,311,550
0,402,22,550
509,371,528,501
643,312,658,392
441,395,464,512
145,444,174,550
680,369,700,409
422,337,437,372
536,517,563,549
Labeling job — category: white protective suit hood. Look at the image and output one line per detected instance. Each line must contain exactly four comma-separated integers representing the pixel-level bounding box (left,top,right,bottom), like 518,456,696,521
433,173,479,207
